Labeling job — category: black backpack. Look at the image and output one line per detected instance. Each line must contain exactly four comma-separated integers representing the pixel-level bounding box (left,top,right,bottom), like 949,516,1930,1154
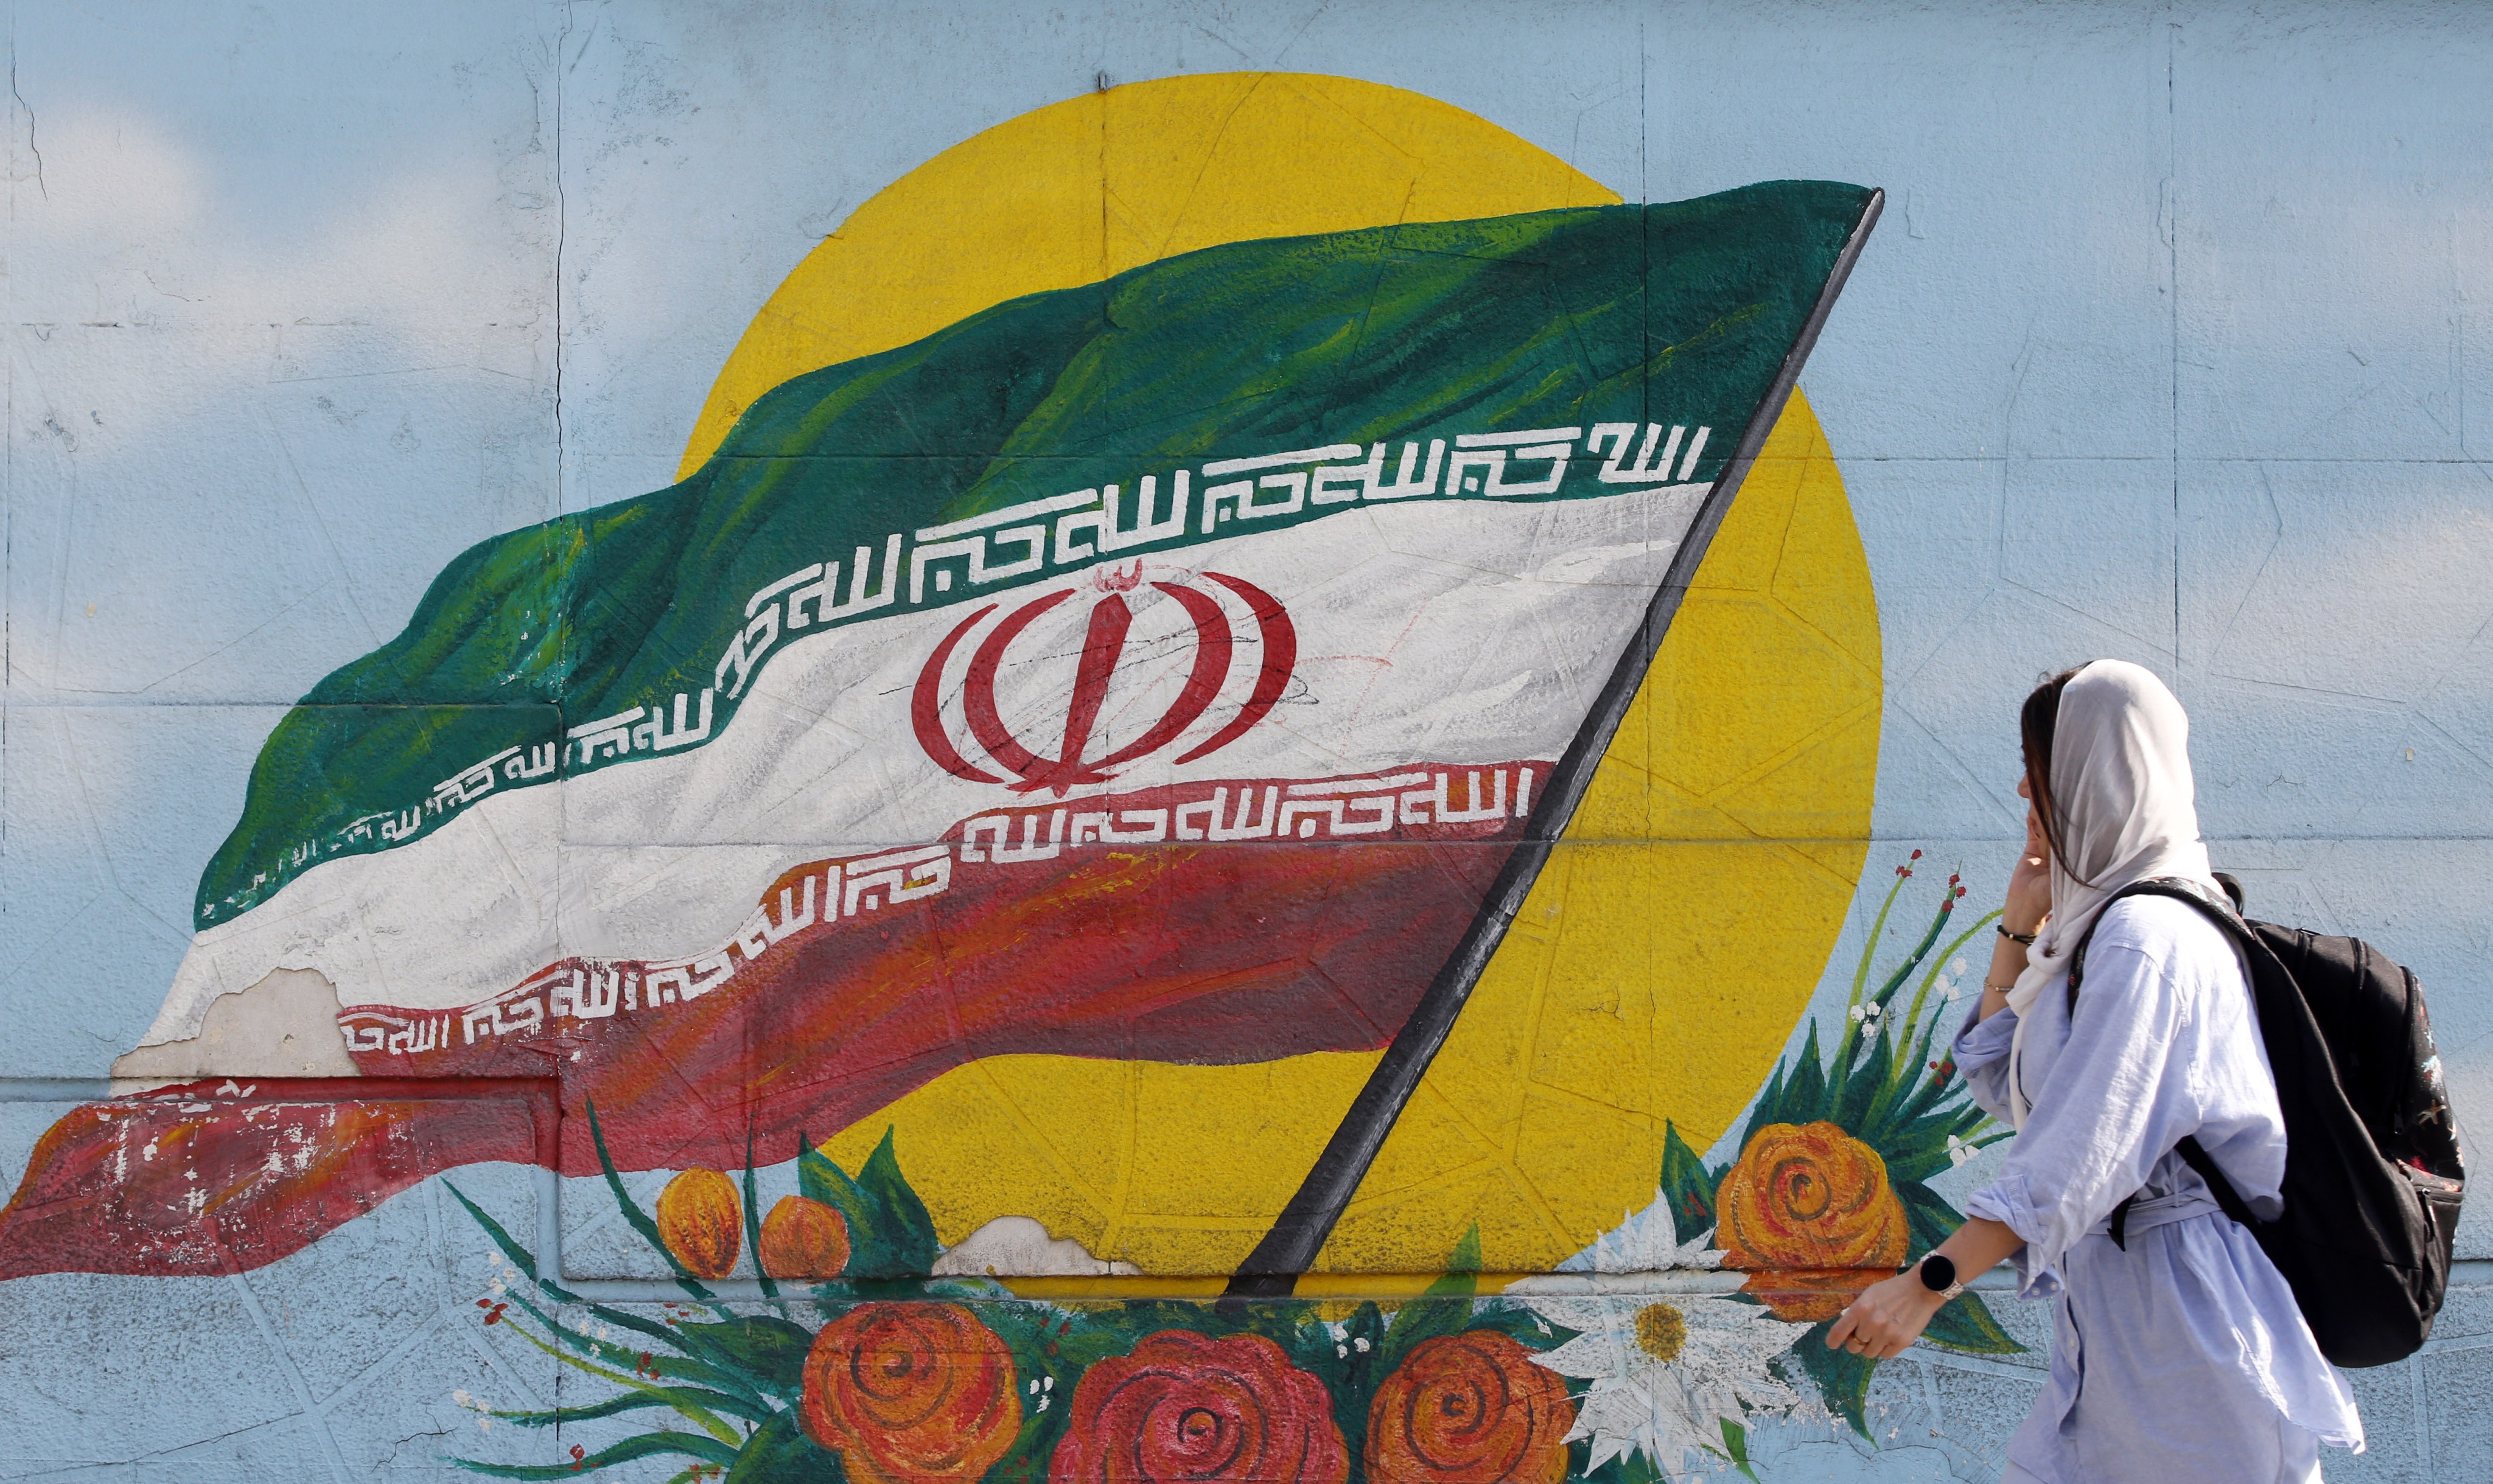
2069,875,2465,1368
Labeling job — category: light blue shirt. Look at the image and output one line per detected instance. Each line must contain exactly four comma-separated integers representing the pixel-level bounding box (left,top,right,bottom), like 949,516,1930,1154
1954,895,2362,1480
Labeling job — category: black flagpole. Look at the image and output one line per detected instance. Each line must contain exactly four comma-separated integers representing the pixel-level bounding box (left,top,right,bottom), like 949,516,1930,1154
1223,188,1885,1301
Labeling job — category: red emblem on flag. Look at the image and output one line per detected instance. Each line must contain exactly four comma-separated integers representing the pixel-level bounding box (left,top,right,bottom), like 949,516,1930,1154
912,566,1296,794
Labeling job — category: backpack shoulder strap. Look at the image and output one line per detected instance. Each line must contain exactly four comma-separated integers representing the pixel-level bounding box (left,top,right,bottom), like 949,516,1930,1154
2065,880,2267,1233
2066,876,2248,1011
2174,1134,2261,1229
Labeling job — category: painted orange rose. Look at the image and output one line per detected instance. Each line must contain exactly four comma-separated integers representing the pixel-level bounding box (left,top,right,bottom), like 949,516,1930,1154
654,1168,742,1280
800,1302,1019,1484
1715,1120,1910,1322
1052,1329,1349,1484
1366,1331,1575,1484
759,1194,851,1279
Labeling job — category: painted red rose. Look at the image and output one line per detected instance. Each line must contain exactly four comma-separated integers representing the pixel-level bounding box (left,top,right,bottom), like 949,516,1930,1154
1366,1331,1575,1484
1716,1120,1910,1322
1052,1329,1349,1483
799,1302,1019,1484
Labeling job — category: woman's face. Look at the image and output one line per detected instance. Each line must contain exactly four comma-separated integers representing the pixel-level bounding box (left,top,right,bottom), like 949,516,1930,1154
2018,772,2047,865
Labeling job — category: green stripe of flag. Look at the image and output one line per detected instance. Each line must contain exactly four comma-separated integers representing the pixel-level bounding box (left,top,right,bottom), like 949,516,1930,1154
198,181,1872,927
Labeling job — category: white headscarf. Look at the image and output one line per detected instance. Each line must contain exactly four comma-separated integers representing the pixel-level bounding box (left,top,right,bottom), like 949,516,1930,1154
2004,659,2220,1127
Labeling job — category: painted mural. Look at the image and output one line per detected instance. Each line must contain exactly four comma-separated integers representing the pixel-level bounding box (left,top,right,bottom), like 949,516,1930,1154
428,859,2014,1482
12,5,2493,1476
0,74,1949,1480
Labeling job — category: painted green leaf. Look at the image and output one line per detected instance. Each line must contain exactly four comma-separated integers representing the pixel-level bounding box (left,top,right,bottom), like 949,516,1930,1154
1892,1184,2025,1358
855,1127,940,1277
476,1388,753,1429
1789,1319,1876,1436
673,1315,817,1396
450,1429,740,1480
1717,1417,1762,1483
795,1132,935,1283
1922,1289,2024,1354
1458,1303,1565,1353
1895,1180,1960,1253
990,1396,1069,1484
442,1180,546,1285
586,1099,715,1297
1658,1120,1719,1243
744,1128,779,1302
441,1175,767,1407
796,1158,935,1283
1778,1023,1829,1130
795,1136,875,1235
1320,1299,1392,1471
1378,1225,1483,1370
722,1411,841,1482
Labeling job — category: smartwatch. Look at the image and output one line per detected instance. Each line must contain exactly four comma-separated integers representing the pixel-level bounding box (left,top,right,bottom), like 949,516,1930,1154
1916,1253,1965,1301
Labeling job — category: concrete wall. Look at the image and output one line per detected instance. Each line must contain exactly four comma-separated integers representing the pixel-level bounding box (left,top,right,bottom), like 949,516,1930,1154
0,2,2484,1478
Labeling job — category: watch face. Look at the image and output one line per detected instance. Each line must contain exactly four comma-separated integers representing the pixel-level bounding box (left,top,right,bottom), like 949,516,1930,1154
1920,1253,1957,1292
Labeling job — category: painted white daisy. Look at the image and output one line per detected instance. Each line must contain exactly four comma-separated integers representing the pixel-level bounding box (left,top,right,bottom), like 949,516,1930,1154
1511,1280,1811,1476
1564,1203,1725,1276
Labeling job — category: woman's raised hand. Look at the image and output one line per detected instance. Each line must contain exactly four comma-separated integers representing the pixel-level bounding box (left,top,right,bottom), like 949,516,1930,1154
2005,780,2052,936
1977,781,2054,1022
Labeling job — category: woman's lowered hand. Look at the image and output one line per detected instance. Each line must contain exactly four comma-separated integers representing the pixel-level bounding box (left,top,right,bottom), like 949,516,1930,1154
1827,1219,2025,1361
1825,1270,1944,1360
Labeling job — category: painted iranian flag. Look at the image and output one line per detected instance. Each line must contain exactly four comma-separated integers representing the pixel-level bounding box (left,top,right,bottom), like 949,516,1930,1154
0,181,1879,1279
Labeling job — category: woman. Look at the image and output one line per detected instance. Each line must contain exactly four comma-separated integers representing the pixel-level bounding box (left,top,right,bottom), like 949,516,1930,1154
1825,660,2362,1480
